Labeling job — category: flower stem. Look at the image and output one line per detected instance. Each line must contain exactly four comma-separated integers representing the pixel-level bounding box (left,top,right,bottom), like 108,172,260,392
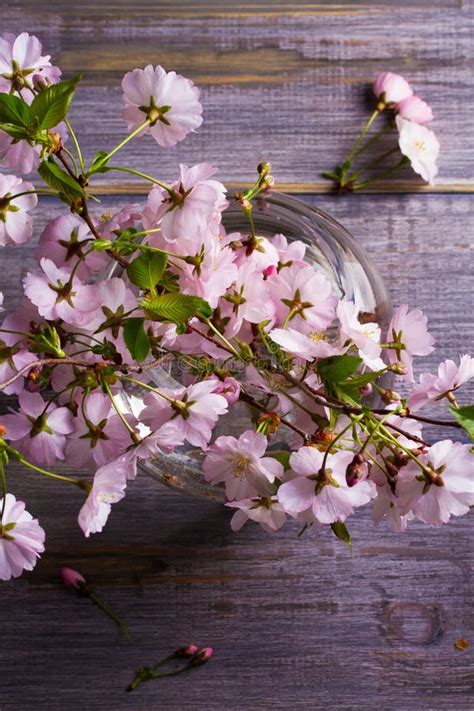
88,590,130,641
102,380,140,445
346,108,381,164
89,120,151,174
64,117,86,174
106,165,174,195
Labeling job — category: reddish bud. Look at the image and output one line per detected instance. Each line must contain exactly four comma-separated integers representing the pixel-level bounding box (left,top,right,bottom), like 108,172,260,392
60,566,86,590
345,453,366,487
190,647,213,666
0,424,6,437
175,644,199,658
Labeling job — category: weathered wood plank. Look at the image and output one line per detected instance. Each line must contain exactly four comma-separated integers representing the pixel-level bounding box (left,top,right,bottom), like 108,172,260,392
0,193,473,709
2,1,473,190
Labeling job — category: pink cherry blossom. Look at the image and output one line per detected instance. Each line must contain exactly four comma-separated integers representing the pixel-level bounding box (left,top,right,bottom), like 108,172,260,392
78,452,131,537
0,391,74,466
373,72,413,104
371,468,413,532
409,355,474,411
98,204,142,241
220,261,275,334
245,364,293,414
178,243,237,309
141,379,228,449
396,95,433,124
36,214,106,278
278,447,375,524
203,430,283,500
0,131,39,174
121,65,203,147
142,163,227,246
337,300,385,371
386,304,435,380
23,258,102,327
396,440,474,526
66,391,136,468
0,174,37,246
396,116,439,185
60,566,86,589
93,277,138,356
0,32,61,98
0,494,45,581
212,376,241,405
271,233,306,266
269,326,343,362
226,496,287,532
267,263,337,333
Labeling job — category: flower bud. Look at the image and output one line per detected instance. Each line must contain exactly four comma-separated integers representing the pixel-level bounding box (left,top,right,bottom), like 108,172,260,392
190,647,213,666
396,95,433,124
373,72,413,105
60,566,86,590
0,424,6,437
175,644,199,658
345,453,366,487
263,264,277,278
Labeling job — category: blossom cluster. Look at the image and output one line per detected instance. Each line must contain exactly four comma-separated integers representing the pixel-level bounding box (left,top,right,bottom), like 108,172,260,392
0,33,473,583
324,71,440,191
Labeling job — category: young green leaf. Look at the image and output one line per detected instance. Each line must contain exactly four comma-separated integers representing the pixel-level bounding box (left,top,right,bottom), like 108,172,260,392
88,150,110,175
127,251,168,290
318,355,362,385
0,122,29,140
123,318,150,362
331,520,352,547
450,405,474,441
30,75,81,129
38,158,85,202
0,93,33,128
143,293,212,324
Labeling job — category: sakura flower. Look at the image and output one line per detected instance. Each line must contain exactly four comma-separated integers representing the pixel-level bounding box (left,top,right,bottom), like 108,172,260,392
396,95,433,124
373,72,413,105
396,440,474,526
98,204,142,241
371,467,413,532
221,261,275,334
271,233,306,266
141,379,228,449
23,258,102,327
203,430,283,500
278,447,375,524
212,376,241,405
409,355,474,411
0,346,37,396
269,326,343,362
396,116,439,185
0,131,39,174
78,452,131,537
386,304,435,380
142,163,227,246
178,243,237,309
121,64,203,147
65,391,137,468
267,263,336,333
36,214,106,278
226,496,287,532
0,32,61,98
0,174,37,246
337,300,385,371
0,494,45,581
93,277,138,353
0,391,74,466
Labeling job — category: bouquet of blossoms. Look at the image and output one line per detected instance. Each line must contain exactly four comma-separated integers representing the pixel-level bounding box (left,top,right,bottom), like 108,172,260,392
0,32,473,583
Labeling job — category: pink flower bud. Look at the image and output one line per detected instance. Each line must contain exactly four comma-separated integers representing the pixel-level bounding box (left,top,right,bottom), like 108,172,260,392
175,644,199,658
60,566,86,589
396,95,433,124
190,646,213,666
373,72,413,105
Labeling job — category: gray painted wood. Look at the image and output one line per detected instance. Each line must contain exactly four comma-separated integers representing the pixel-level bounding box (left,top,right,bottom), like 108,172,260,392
0,3,474,710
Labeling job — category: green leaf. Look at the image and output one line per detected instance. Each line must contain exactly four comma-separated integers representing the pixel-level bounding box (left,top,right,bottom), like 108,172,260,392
318,355,362,385
88,150,110,175
30,75,81,129
38,158,85,203
143,293,212,324
0,122,29,140
450,405,474,441
346,369,385,388
0,93,33,128
126,251,168,290
331,521,352,547
123,318,150,362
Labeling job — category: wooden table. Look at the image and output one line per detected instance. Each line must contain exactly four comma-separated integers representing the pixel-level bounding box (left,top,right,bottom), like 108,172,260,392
2,2,474,709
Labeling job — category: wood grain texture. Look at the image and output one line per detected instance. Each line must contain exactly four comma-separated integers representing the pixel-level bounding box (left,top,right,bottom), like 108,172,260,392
1,193,473,710
1,1,474,709
3,0,474,191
